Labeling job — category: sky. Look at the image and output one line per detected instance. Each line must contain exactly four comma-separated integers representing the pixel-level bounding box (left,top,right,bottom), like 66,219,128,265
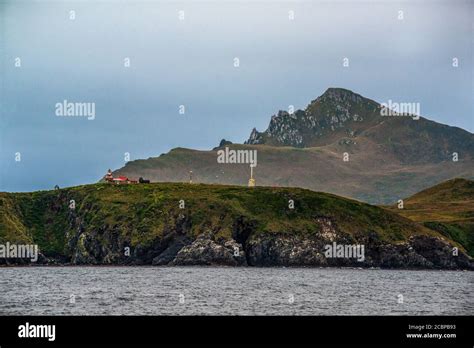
1,0,473,192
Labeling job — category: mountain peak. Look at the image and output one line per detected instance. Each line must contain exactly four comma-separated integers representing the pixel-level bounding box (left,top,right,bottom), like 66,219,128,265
245,88,380,147
322,87,358,98
311,87,368,107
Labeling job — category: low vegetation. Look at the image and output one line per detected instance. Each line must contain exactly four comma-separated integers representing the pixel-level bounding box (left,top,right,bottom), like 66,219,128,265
386,178,474,256
0,182,443,259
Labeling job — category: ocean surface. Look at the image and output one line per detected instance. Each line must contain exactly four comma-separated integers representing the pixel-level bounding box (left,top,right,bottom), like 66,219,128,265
0,267,472,315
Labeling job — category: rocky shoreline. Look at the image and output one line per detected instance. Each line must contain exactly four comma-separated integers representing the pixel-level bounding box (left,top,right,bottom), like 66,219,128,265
2,233,472,270
1,183,472,270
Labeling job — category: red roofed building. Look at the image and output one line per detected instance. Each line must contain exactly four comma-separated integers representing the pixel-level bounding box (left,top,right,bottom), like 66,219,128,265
104,170,138,184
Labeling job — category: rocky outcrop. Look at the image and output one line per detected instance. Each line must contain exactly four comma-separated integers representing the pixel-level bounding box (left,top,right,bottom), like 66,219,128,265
246,236,326,266
170,235,246,266
245,88,379,147
59,211,473,269
3,229,472,269
152,236,191,265
243,234,472,269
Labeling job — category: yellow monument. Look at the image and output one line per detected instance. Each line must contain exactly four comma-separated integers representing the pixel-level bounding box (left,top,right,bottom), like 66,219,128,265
248,164,256,187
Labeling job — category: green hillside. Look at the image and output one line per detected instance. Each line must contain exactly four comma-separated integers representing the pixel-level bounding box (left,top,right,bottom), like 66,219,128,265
387,178,474,257
0,182,471,268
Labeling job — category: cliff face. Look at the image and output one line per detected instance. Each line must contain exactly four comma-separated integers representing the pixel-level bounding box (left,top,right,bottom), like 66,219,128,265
0,183,472,269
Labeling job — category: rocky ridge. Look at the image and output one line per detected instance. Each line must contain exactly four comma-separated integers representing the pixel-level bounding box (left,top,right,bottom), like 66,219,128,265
245,88,380,147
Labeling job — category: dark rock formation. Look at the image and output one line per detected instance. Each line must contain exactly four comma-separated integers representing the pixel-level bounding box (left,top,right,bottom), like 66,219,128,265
212,139,233,150
245,88,376,148
170,235,246,266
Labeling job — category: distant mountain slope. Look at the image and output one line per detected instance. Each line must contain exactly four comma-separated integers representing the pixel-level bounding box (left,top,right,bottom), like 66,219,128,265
386,178,474,257
110,88,474,204
0,183,472,269
113,145,473,204
400,178,474,204
246,88,474,164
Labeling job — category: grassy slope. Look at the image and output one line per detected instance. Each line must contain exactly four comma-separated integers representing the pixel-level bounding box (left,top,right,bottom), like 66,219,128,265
0,183,442,258
114,144,473,204
386,178,474,256
0,191,70,255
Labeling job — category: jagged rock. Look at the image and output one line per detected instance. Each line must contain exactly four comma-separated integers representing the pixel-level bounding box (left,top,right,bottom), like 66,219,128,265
408,235,472,269
152,236,191,265
246,235,327,266
315,217,338,241
213,139,234,150
170,235,247,266
246,128,263,145
245,88,375,147
219,139,233,147
244,233,474,269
